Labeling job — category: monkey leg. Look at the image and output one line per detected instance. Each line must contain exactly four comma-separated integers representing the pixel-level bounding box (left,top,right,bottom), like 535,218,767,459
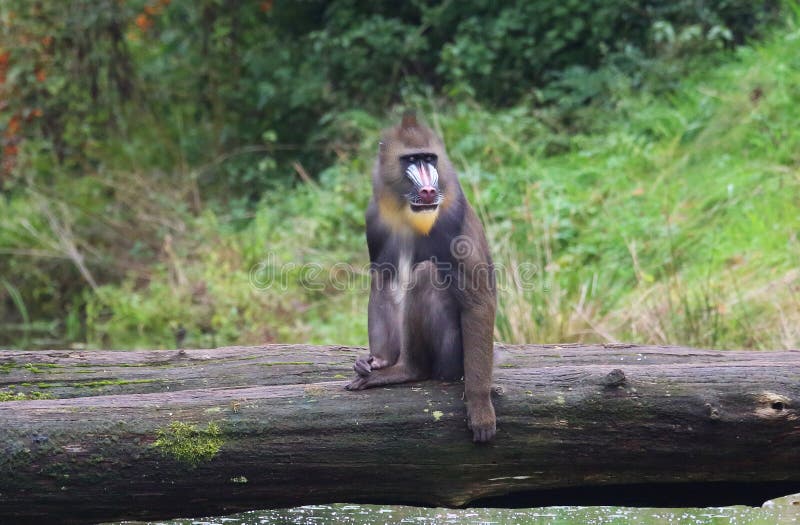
348,262,445,390
349,271,407,384
406,261,463,381
358,278,402,376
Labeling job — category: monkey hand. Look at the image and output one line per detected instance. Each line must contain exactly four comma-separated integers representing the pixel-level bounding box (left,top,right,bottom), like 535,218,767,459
353,355,374,377
353,355,392,377
466,399,496,443
346,356,372,389
346,356,389,390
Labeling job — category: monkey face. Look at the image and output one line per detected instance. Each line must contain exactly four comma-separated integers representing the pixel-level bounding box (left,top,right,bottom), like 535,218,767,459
374,115,451,235
401,153,442,213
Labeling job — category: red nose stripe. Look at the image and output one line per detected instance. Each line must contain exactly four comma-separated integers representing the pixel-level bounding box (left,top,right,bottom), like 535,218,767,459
417,162,431,186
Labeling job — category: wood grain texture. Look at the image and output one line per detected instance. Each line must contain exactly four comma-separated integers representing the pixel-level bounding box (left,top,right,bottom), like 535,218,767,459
0,343,799,523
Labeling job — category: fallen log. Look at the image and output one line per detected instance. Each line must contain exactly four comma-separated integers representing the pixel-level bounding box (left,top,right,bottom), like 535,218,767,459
0,343,799,524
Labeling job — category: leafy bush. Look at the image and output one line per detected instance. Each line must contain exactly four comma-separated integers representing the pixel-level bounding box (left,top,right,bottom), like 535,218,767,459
1,0,780,193
0,1,792,350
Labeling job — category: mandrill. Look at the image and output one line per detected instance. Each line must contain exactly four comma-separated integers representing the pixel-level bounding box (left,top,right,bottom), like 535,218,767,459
346,112,497,442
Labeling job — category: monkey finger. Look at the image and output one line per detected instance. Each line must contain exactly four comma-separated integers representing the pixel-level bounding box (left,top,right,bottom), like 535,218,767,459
472,425,496,443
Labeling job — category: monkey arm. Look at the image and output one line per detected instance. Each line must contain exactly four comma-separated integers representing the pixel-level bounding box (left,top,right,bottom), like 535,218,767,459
454,205,497,442
461,302,497,443
365,199,390,264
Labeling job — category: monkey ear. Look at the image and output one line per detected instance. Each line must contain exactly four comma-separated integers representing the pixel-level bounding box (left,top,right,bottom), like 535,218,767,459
401,111,418,129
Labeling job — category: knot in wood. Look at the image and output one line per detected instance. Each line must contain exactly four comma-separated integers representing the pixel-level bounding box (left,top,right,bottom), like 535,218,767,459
755,392,794,420
705,403,720,420
601,368,626,388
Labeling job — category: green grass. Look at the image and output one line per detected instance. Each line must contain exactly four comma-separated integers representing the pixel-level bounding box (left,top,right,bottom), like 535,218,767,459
2,20,799,351
462,26,800,348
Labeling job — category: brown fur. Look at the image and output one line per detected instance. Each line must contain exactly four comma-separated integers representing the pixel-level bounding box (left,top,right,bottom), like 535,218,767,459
346,113,497,443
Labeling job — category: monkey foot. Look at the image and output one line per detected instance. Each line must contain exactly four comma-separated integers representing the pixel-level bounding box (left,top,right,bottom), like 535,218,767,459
345,376,368,390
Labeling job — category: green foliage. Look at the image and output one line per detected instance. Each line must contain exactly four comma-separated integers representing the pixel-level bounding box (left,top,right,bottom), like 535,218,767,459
0,1,138,174
77,21,800,351
0,2,797,351
83,167,371,349
1,0,779,194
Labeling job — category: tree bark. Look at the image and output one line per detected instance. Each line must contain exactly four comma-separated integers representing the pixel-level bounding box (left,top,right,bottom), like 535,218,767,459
0,343,799,524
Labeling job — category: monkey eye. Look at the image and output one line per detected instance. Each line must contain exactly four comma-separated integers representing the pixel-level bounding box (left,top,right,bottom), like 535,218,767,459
402,154,437,165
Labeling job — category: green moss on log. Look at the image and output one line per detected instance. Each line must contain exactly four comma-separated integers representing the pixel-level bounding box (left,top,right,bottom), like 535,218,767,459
152,422,223,466
0,389,54,401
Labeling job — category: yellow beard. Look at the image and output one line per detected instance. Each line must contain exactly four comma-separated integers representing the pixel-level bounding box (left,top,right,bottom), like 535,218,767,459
378,195,440,236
